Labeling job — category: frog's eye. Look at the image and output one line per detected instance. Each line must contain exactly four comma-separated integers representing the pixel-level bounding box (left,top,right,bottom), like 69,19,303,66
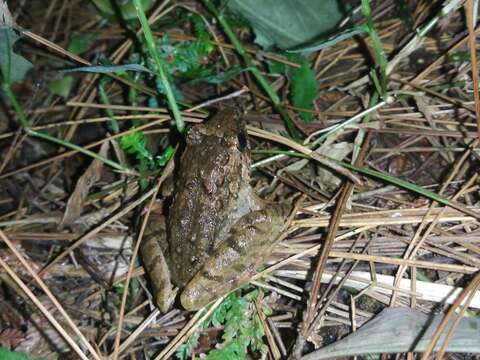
237,132,248,152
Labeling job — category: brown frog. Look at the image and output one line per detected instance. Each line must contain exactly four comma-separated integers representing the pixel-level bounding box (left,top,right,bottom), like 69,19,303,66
141,110,290,312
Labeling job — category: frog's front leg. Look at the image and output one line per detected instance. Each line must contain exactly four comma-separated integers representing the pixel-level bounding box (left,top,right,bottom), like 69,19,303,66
180,204,290,310
141,215,175,313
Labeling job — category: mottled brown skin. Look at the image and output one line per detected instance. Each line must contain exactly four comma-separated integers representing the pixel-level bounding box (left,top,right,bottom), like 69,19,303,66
141,110,289,312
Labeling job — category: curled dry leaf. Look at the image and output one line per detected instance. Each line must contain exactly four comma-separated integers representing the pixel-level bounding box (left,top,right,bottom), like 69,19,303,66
61,141,110,225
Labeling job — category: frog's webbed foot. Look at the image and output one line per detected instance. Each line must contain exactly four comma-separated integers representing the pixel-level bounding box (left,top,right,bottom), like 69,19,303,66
180,203,290,311
141,216,175,313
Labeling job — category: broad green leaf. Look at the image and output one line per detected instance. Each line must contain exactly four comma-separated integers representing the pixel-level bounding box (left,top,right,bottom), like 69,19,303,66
288,54,319,122
67,33,96,55
49,76,75,98
227,0,343,50
0,27,33,84
91,0,153,20
302,308,480,360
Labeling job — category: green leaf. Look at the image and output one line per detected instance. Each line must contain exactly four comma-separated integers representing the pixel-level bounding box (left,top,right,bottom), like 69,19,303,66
155,145,174,167
192,14,214,55
227,0,343,50
268,60,285,75
361,0,387,95
67,33,96,55
63,63,152,75
193,292,268,358
49,76,75,98
98,77,119,133
176,331,200,360
205,340,246,360
0,27,33,84
114,283,125,295
120,131,152,161
156,32,214,81
288,54,319,122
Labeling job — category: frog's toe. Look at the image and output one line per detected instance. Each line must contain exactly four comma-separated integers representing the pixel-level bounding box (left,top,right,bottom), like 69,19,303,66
141,228,175,313
180,285,210,311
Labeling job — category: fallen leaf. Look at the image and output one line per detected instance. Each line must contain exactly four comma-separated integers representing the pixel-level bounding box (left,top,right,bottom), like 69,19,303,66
61,141,110,225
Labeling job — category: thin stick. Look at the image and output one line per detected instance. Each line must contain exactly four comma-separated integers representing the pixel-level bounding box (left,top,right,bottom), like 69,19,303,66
436,275,480,358
390,143,479,306
419,271,480,360
116,308,161,356
465,0,480,137
329,251,477,274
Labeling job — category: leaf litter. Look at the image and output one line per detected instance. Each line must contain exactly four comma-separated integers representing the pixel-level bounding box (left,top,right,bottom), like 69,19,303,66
0,1,479,359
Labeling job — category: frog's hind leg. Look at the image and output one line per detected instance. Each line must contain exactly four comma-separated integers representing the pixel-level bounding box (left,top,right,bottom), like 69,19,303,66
141,216,176,313
180,204,290,311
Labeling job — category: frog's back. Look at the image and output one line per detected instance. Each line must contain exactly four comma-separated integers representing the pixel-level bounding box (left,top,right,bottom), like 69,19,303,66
167,110,261,286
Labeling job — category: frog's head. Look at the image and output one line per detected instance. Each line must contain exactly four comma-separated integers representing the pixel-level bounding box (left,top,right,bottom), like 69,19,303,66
186,109,249,155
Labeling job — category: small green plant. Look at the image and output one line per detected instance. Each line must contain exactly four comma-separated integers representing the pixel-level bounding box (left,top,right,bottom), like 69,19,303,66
286,53,319,122
120,131,173,171
176,291,270,360
361,0,388,97
150,14,215,101
118,13,214,175
158,16,214,78
120,125,173,189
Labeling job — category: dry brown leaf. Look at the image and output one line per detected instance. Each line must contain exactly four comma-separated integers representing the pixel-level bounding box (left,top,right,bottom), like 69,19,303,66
61,141,110,225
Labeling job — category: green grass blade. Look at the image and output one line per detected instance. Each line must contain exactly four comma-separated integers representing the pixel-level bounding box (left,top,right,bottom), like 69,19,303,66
132,0,185,133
